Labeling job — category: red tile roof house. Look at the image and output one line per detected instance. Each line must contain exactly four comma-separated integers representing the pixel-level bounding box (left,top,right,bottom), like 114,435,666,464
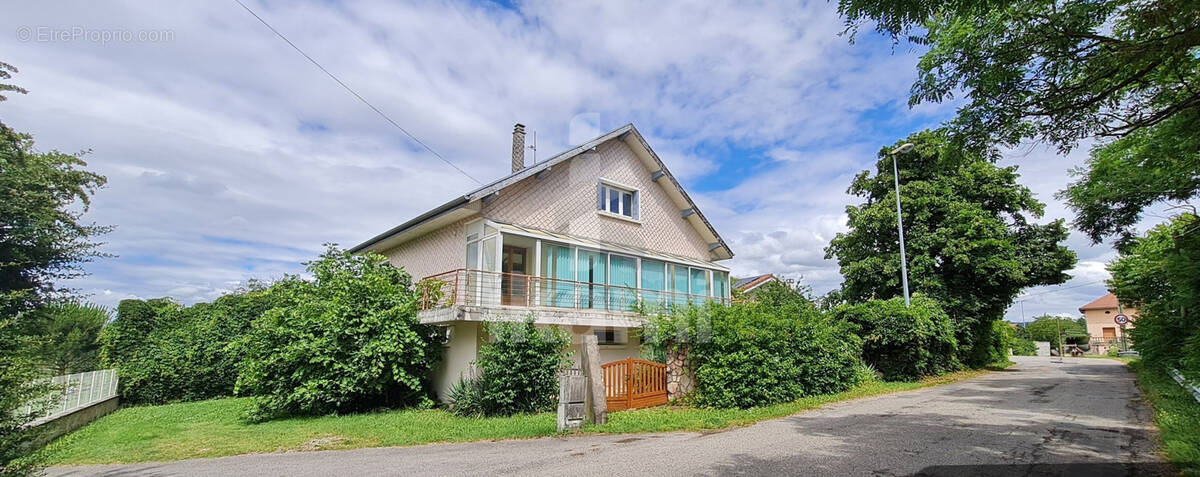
732,273,781,297
351,124,735,400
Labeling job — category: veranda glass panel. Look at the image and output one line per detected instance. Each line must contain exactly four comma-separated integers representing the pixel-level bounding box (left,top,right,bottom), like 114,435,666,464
671,264,689,307
577,250,607,309
541,244,575,307
480,237,499,304
609,255,637,311
713,271,729,302
640,259,666,308
690,268,709,303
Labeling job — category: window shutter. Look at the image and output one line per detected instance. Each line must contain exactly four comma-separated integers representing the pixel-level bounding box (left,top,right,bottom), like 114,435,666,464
632,192,640,220
597,182,604,210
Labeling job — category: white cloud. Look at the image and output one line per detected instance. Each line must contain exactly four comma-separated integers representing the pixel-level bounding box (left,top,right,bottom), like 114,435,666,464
1,0,1164,319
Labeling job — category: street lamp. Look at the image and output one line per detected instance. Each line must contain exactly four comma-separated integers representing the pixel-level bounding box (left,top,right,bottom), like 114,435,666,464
890,143,915,307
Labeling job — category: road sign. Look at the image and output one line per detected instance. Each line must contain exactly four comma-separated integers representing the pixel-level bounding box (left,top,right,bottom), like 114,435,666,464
1114,314,1129,325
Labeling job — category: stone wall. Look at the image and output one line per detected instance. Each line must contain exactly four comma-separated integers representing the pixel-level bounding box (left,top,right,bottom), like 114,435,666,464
666,346,695,401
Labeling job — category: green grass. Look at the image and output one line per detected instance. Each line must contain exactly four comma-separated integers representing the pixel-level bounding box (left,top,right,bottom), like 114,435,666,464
37,368,991,466
1126,360,1200,476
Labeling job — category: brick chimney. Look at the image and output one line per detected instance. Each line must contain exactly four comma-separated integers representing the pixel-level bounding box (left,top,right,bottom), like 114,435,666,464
511,123,526,173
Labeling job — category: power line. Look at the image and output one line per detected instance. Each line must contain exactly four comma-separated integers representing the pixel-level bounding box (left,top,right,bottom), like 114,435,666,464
232,0,482,185
1014,279,1107,303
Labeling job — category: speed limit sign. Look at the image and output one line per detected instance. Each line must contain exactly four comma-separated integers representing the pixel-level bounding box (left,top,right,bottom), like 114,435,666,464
1114,314,1129,325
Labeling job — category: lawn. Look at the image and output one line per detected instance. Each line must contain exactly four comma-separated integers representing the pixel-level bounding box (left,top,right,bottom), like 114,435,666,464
1126,360,1200,476
37,368,991,466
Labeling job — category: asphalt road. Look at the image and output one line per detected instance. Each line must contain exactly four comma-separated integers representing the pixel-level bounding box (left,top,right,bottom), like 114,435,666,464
49,357,1169,477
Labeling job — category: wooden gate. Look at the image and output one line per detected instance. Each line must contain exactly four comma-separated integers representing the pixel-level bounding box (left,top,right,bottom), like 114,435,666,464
601,358,668,412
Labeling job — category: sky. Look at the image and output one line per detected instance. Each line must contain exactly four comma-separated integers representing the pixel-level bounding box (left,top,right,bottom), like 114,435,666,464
1,0,1156,322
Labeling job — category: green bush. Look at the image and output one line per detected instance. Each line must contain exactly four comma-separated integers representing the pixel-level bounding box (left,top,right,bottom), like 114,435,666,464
1023,315,1090,354
1011,338,1038,356
1110,214,1200,380
645,299,862,409
833,296,959,381
450,320,570,417
18,301,109,375
99,298,180,368
235,246,443,421
115,284,291,405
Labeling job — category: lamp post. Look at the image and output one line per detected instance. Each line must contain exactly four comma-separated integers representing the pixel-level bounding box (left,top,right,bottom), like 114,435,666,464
890,143,915,307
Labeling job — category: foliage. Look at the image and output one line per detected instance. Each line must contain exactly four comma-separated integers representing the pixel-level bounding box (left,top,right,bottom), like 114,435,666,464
113,284,293,405
0,122,112,318
0,318,51,477
446,377,485,418
235,246,443,421
833,295,958,380
1024,315,1091,353
0,86,107,475
1127,360,1200,476
824,129,1075,366
18,302,109,375
644,300,862,409
1061,111,1200,246
98,298,179,369
457,320,570,417
0,61,28,102
837,0,1200,246
1109,214,1200,380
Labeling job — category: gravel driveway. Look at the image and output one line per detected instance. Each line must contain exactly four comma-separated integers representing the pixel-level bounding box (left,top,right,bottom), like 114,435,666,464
48,356,1169,476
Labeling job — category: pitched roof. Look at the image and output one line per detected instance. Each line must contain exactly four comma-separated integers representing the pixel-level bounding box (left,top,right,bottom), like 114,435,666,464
350,124,733,260
1079,292,1120,312
733,274,777,292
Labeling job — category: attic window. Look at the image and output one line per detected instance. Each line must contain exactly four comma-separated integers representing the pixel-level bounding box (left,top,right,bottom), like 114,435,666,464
597,180,639,219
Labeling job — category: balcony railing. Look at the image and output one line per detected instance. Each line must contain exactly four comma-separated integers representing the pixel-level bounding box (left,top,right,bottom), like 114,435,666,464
417,269,730,312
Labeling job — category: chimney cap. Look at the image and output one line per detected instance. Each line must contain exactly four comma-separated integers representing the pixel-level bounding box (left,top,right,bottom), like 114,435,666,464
514,123,526,130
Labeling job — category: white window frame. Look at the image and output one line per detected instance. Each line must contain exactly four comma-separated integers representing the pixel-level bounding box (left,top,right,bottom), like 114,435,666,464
597,179,640,221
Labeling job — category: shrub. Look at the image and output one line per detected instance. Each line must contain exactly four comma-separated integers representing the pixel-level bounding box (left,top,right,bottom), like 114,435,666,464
1110,214,1200,380
454,320,570,417
18,301,109,375
833,296,959,381
235,246,443,421
1023,315,1090,354
1011,338,1038,356
116,284,291,405
98,297,179,368
645,299,862,409
446,377,485,418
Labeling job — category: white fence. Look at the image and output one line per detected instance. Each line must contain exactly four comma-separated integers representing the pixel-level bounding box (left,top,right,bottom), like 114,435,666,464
22,369,119,426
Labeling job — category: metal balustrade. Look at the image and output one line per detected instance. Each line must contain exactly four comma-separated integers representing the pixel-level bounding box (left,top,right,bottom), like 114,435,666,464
22,369,118,426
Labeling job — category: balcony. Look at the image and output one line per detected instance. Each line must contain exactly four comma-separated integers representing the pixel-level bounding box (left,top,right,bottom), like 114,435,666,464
416,269,730,327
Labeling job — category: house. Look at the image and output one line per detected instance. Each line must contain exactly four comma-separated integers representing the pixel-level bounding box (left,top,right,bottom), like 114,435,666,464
732,273,780,297
351,123,734,400
1078,292,1138,354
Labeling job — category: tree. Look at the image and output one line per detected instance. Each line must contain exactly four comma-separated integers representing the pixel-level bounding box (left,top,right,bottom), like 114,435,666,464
1,122,112,317
0,318,50,477
0,61,27,102
98,297,180,368
837,0,1200,244
1,63,108,477
20,302,109,375
235,246,444,421
825,129,1076,366
1024,314,1091,352
1108,213,1200,378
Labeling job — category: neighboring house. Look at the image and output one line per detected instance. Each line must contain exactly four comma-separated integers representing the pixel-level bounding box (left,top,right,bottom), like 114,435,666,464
1078,292,1138,354
732,274,780,297
351,123,734,400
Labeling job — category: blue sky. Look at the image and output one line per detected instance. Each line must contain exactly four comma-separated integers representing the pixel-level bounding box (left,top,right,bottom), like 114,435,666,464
1,0,1142,321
